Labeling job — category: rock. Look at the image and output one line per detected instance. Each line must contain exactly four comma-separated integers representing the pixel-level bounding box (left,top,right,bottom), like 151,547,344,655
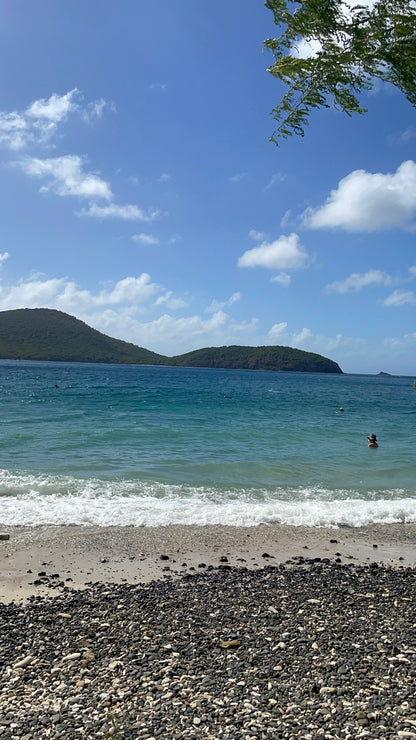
14,656,35,669
62,652,81,662
221,640,241,649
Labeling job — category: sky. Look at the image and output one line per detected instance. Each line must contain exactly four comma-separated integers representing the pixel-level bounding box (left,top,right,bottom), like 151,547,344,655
0,0,415,375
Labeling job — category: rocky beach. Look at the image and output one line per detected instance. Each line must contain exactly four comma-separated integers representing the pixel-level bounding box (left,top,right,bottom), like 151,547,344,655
0,524,416,738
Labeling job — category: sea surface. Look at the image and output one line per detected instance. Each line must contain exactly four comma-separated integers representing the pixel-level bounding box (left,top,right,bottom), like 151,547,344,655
0,360,415,528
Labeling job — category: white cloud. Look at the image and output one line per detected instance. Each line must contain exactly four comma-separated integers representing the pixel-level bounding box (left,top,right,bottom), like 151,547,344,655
325,269,392,293
158,173,171,182
78,203,160,221
0,112,28,150
83,98,114,123
409,265,416,277
266,323,357,355
26,89,80,123
383,289,416,306
238,233,308,271
1,91,162,224
0,252,9,267
268,322,288,340
206,292,241,314
0,90,110,151
248,229,268,241
132,233,160,245
263,172,285,190
271,272,291,287
0,273,159,314
305,161,416,232
280,210,292,229
404,124,416,141
154,291,187,310
229,173,247,183
150,82,167,92
19,155,112,200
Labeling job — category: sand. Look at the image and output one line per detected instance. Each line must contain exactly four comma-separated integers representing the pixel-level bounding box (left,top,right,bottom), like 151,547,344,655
1,522,415,604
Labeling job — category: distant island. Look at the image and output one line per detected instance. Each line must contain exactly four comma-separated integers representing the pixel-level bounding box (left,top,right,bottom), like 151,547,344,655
0,308,343,374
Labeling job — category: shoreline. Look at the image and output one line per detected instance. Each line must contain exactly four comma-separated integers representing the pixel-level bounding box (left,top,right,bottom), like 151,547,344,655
1,521,415,604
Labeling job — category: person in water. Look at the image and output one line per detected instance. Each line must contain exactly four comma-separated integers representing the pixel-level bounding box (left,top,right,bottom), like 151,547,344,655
367,433,378,448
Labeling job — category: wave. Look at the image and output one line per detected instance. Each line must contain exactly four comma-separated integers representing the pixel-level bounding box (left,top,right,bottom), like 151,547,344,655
0,470,415,528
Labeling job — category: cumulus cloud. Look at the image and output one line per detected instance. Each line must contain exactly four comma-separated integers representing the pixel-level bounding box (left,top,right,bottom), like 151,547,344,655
271,272,291,287
304,161,416,232
248,229,268,242
19,155,113,200
325,269,393,293
238,233,308,271
266,322,359,355
26,89,80,123
268,322,288,340
132,233,160,245
0,252,9,267
154,292,187,310
0,273,160,314
78,203,161,221
383,289,416,306
0,90,110,151
1,90,160,222
0,112,28,150
205,292,241,314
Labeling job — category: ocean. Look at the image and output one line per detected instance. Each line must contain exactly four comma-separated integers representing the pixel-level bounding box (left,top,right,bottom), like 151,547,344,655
0,360,415,529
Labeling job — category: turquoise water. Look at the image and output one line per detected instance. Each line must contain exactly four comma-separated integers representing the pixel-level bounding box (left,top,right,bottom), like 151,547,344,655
0,360,415,527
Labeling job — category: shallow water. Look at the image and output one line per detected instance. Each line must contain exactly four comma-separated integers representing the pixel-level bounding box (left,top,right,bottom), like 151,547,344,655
0,360,415,527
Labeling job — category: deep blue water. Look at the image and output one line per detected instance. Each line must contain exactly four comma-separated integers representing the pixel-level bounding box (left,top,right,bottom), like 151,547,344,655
0,360,415,527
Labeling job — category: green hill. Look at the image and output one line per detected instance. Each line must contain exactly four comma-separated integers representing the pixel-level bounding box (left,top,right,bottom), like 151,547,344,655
0,308,165,365
0,308,343,373
170,345,342,373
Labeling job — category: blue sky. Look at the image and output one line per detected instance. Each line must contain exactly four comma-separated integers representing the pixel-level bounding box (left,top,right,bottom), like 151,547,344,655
0,0,415,374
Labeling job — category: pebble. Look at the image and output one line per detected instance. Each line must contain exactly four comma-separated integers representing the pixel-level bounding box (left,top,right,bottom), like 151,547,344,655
0,561,416,738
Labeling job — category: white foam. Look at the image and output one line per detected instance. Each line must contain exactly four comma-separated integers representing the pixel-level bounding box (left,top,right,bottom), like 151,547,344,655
0,470,415,528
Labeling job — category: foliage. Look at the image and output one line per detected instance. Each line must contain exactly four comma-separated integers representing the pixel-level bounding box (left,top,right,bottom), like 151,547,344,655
0,309,343,373
264,0,416,141
170,344,342,373
0,308,166,365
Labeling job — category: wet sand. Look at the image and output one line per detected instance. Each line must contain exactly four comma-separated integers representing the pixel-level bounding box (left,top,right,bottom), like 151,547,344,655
1,522,415,603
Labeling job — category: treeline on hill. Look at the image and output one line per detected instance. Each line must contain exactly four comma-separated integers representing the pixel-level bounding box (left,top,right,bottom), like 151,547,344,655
0,308,165,365
170,345,342,373
0,308,343,373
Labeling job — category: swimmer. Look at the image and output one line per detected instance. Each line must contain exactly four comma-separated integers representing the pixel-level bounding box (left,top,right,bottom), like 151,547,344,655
367,433,378,448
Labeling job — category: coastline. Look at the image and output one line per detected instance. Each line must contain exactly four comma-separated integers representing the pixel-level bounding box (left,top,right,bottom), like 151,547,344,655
1,521,415,604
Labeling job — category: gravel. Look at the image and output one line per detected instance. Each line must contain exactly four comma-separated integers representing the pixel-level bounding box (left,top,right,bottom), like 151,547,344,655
1,559,416,739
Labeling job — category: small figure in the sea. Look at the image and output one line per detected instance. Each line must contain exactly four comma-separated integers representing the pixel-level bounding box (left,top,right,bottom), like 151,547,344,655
339,407,343,412
367,433,378,448
54,384,59,388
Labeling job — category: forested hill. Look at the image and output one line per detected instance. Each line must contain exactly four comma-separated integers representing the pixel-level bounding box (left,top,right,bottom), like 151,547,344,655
0,309,343,373
0,308,165,365
170,345,342,373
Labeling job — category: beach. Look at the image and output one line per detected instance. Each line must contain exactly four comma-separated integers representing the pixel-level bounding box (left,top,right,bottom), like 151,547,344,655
1,522,415,603
1,523,416,739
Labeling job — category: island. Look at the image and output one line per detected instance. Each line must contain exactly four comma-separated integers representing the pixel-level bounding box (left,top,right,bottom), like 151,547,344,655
0,308,343,373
